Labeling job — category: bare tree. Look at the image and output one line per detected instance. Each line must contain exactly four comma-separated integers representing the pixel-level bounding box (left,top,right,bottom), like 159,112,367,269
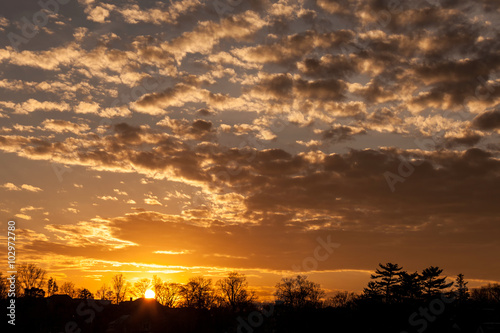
179,276,215,309
0,273,8,299
112,274,129,304
274,275,325,309
96,284,113,300
216,272,255,310
132,278,151,298
153,275,180,307
471,283,500,303
18,263,46,293
325,291,358,308
77,288,94,299
60,281,77,298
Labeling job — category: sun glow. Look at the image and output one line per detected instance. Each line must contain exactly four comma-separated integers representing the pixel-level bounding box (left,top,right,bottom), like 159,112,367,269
145,289,155,299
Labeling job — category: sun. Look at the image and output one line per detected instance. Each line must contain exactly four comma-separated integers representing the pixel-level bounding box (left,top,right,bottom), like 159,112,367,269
144,289,155,299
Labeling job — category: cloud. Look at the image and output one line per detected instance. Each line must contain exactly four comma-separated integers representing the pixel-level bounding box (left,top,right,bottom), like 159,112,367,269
85,5,112,23
154,250,192,255
166,10,266,61
115,0,201,25
144,193,162,206
0,183,42,192
113,189,128,196
75,101,100,114
41,119,90,134
0,16,9,31
45,218,138,249
0,182,20,191
1,0,500,289
232,30,354,65
321,125,367,143
472,109,500,130
14,99,70,114
98,196,118,201
15,213,32,220
21,184,43,192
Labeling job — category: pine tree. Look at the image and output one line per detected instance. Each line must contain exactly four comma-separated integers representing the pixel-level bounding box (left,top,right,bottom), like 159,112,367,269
420,266,453,298
370,262,403,303
397,271,421,301
362,281,383,301
47,277,58,296
455,273,469,302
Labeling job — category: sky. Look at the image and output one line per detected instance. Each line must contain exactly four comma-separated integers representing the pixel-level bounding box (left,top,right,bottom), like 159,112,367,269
0,0,499,299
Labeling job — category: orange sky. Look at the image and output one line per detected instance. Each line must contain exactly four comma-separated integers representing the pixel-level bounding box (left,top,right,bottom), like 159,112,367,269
0,0,499,299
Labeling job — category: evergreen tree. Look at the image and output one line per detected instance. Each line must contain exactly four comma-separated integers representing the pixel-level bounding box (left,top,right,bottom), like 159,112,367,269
47,277,58,296
362,281,383,301
420,266,453,298
397,271,422,301
370,262,403,303
455,273,469,302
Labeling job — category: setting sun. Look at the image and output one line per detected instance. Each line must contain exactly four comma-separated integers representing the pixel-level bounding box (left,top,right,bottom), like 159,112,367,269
144,289,155,299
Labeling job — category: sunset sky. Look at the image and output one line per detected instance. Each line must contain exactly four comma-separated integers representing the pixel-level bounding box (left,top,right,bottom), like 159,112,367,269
0,0,499,299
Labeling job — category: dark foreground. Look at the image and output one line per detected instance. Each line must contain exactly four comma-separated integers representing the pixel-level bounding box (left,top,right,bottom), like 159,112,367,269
2,296,500,333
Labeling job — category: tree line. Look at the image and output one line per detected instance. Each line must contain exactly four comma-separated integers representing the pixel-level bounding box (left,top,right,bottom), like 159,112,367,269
1,262,499,309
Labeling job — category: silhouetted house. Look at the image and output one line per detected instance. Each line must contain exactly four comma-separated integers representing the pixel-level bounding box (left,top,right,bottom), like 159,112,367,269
106,298,169,333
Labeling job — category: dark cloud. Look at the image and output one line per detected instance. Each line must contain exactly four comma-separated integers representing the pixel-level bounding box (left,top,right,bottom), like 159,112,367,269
322,125,366,142
295,78,347,101
197,108,214,116
249,73,293,100
473,109,500,130
442,131,483,149
297,55,357,80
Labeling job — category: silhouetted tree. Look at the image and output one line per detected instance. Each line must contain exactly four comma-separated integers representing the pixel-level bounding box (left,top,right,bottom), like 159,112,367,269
455,273,469,302
96,284,113,300
397,271,421,301
274,275,325,309
325,291,358,308
18,263,46,295
112,274,129,304
60,281,77,298
179,276,215,309
47,277,58,296
471,283,500,303
216,272,255,310
132,278,152,298
24,287,45,298
0,272,8,299
362,281,383,301
420,266,453,298
77,288,93,299
370,263,403,303
153,276,181,307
